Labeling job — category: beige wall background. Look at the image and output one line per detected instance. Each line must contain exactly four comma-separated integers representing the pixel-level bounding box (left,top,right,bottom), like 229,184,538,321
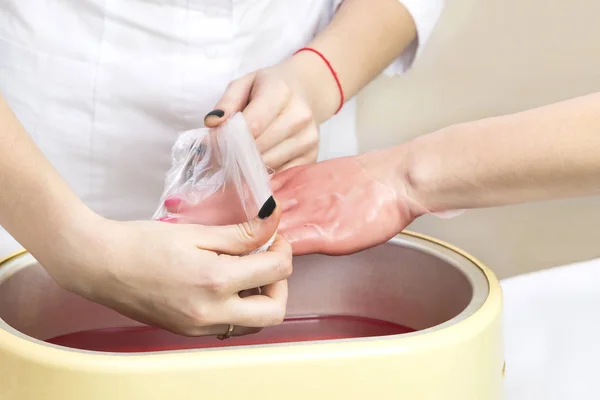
356,0,600,279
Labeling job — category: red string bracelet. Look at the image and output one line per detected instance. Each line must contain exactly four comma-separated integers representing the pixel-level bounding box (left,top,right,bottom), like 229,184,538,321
293,47,345,115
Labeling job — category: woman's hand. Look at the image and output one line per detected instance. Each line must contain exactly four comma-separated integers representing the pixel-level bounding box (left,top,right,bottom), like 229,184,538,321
40,199,291,337
271,148,426,256
204,53,341,172
2,90,290,338
200,0,423,172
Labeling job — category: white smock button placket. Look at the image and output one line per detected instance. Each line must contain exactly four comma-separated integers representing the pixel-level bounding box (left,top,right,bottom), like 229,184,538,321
180,1,235,125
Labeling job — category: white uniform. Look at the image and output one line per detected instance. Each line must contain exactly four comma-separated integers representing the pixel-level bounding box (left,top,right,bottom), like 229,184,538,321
0,0,444,258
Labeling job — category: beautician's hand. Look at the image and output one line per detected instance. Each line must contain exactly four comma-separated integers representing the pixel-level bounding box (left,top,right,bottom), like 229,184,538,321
271,149,427,256
43,199,291,337
204,54,339,172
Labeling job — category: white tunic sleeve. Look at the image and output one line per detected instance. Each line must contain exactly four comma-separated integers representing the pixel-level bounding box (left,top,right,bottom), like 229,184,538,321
332,0,445,75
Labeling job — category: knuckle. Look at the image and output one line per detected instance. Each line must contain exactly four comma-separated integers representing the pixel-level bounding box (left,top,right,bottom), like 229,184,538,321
273,255,293,279
227,75,247,90
199,270,229,296
224,80,240,95
269,307,286,326
295,104,313,125
269,78,289,97
246,118,263,138
307,128,319,146
252,123,263,138
236,220,258,245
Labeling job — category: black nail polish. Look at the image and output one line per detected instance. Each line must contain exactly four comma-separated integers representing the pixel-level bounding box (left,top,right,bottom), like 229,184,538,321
258,196,276,219
204,109,225,120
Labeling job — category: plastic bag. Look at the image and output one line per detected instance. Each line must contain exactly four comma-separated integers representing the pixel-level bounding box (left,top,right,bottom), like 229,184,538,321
153,112,275,254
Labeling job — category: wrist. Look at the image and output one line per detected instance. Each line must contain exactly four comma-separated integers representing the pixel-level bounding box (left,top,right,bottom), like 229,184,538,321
36,204,109,291
282,50,341,124
355,145,429,220
401,129,465,216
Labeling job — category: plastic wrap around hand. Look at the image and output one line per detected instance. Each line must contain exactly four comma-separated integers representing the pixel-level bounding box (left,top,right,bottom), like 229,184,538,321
153,113,275,254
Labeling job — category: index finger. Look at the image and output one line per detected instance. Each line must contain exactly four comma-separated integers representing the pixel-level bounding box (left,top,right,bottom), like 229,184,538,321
243,79,290,138
219,234,293,293
205,73,256,127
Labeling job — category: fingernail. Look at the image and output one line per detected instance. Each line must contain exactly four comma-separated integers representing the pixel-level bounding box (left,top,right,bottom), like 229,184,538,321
204,109,225,121
258,196,276,219
164,196,182,210
158,216,176,222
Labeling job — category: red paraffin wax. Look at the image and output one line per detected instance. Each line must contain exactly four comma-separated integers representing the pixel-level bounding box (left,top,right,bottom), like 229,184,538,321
46,315,415,353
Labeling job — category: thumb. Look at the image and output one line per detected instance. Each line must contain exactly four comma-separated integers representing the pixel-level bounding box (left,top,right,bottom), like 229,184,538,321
189,196,280,255
204,73,256,128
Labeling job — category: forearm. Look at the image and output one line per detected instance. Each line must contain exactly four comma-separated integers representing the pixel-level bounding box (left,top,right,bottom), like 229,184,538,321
402,92,600,212
0,94,97,261
285,0,418,123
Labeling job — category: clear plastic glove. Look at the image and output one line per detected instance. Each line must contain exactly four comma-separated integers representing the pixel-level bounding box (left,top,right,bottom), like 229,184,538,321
42,198,290,338
271,150,427,256
154,112,278,255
